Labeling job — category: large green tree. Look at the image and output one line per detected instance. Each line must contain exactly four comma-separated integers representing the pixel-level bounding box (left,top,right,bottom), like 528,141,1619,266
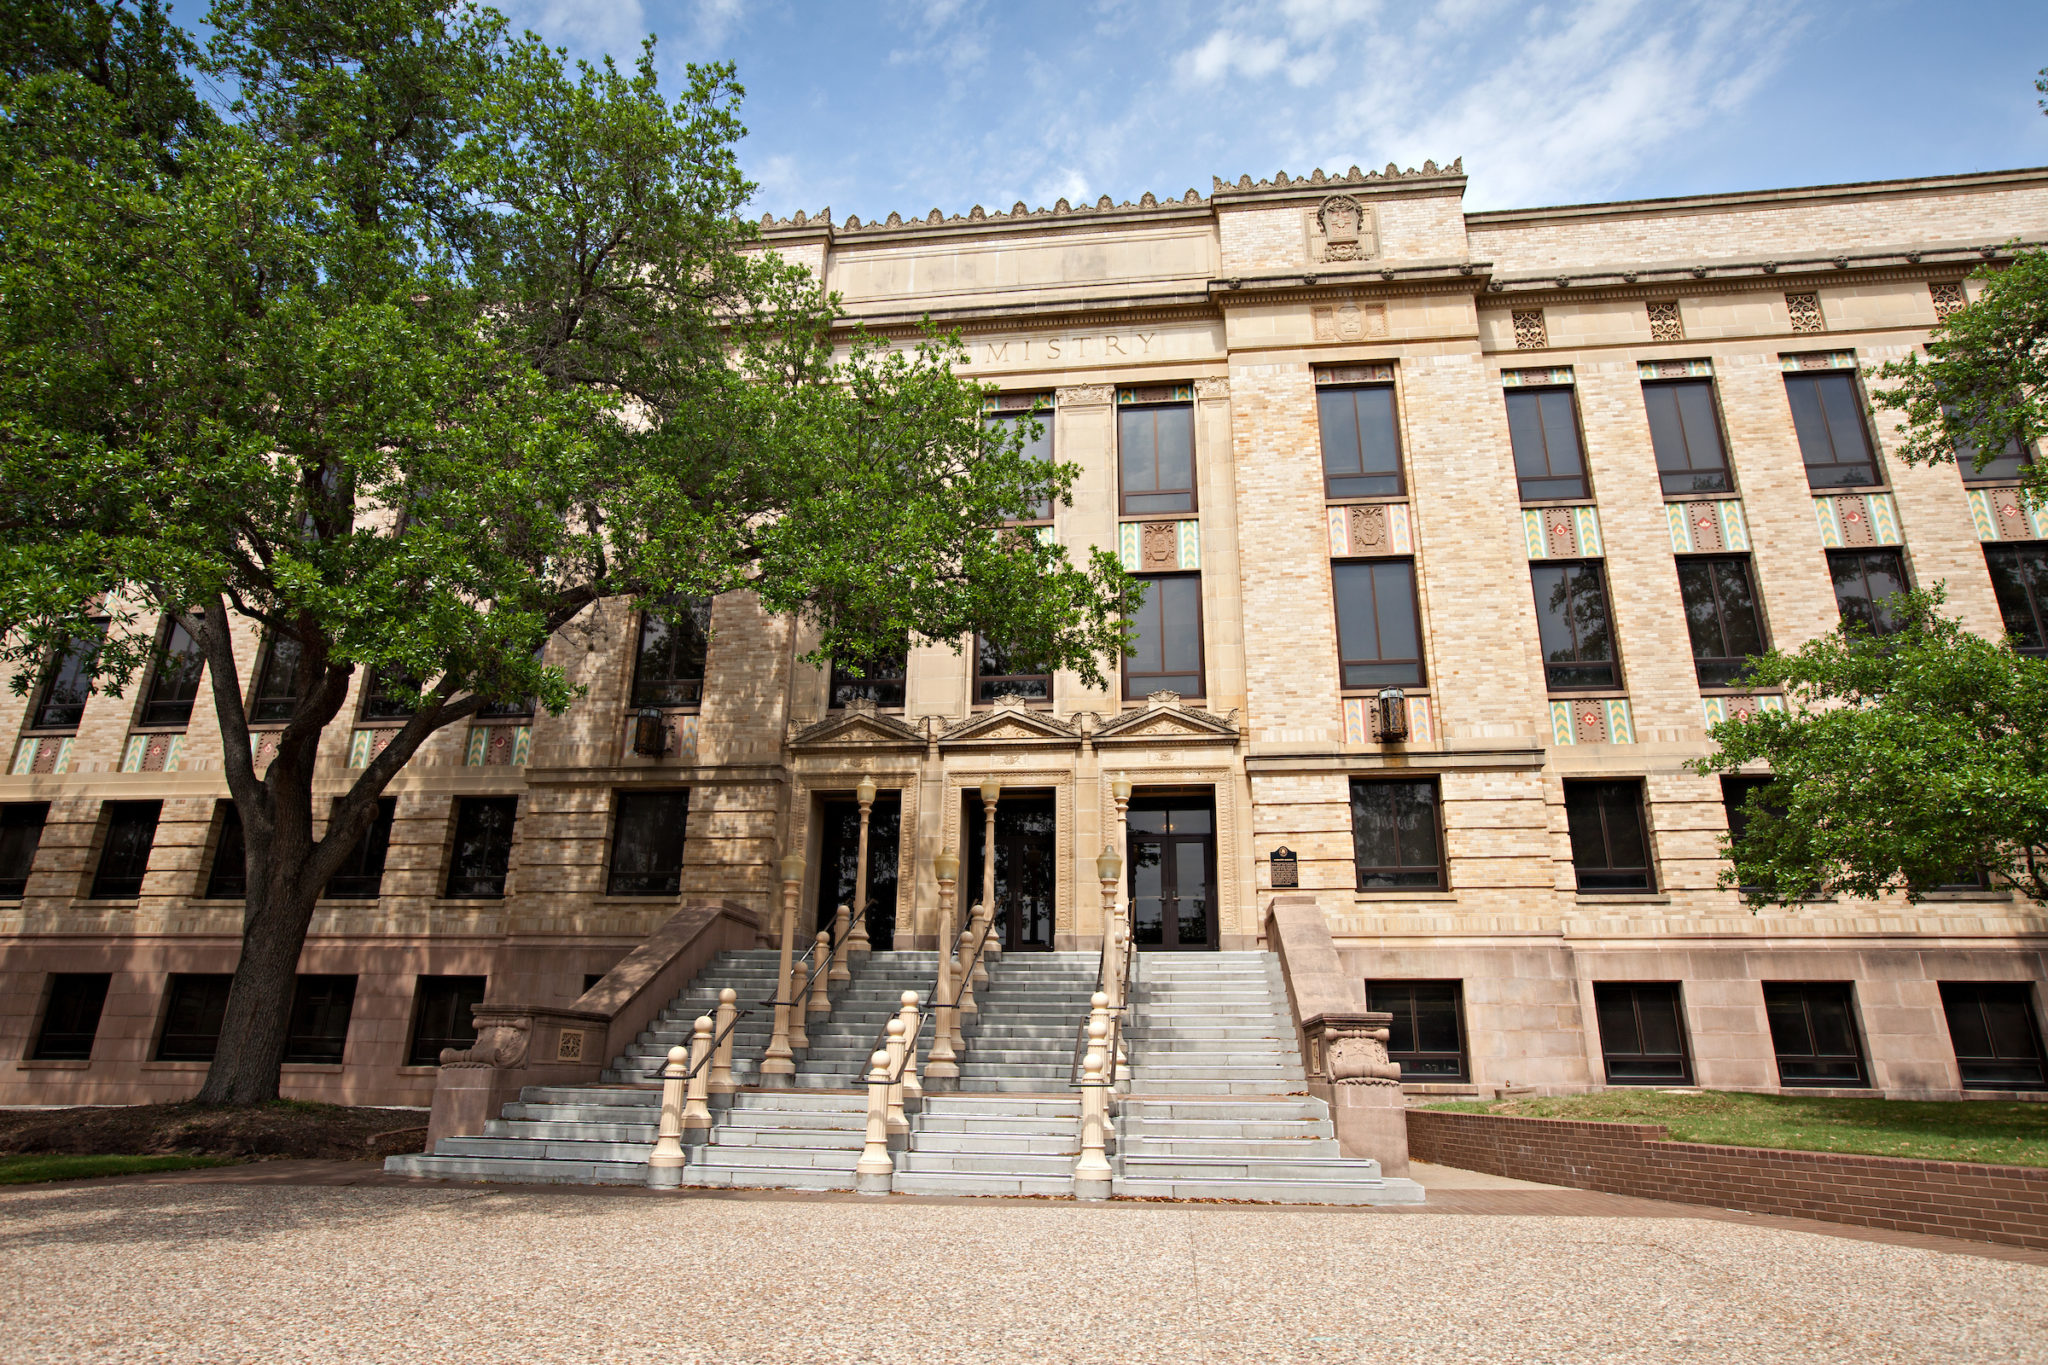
0,1,1130,1103
1694,592,2048,907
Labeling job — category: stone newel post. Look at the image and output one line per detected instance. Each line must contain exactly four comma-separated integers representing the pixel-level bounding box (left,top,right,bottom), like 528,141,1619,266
850,774,877,953
1074,1020,1114,1199
856,1048,896,1194
646,1044,689,1188
708,988,738,1101
926,850,961,1087
761,853,804,1085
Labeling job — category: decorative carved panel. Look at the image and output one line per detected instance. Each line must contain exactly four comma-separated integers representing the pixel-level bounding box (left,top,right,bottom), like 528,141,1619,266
1813,492,1901,548
1306,195,1378,263
1647,301,1683,341
1701,693,1787,727
1511,310,1548,350
1929,282,1967,321
1521,505,1603,559
1311,301,1388,342
1967,486,2048,542
1786,292,1824,334
1326,502,1412,557
1548,698,1635,746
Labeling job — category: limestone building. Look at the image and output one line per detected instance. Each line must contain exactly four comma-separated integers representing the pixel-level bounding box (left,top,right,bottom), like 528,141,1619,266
4,160,2046,1107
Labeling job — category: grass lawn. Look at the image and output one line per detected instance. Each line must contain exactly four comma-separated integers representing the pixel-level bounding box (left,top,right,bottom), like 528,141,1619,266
0,1153,243,1185
1422,1089,2048,1168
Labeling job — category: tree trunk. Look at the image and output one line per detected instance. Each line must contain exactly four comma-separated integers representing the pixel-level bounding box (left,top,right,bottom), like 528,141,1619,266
193,861,323,1105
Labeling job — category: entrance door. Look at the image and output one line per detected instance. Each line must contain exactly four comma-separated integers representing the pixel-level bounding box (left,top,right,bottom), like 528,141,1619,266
963,793,1056,950
815,796,901,948
1127,795,1216,951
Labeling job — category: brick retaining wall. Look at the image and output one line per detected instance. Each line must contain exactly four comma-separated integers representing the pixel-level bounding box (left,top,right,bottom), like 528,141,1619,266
1407,1109,2048,1251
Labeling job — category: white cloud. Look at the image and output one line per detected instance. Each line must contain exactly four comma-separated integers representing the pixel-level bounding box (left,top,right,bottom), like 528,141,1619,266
498,0,651,59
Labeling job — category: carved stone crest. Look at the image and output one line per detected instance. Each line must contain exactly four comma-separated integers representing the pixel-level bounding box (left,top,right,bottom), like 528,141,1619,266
1312,300,1388,342
1141,521,1178,569
1312,195,1377,262
1349,504,1387,551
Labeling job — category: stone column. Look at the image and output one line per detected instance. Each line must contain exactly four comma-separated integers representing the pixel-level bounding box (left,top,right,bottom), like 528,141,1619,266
708,988,738,1102
850,774,876,953
855,1049,895,1194
808,930,833,1019
1074,1022,1113,1199
761,854,803,1085
646,1044,689,1188
897,991,923,1107
682,1016,713,1145
926,850,960,1087
829,904,854,983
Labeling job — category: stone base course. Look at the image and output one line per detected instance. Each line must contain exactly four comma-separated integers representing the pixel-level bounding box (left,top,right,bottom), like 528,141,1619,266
1407,1107,2048,1250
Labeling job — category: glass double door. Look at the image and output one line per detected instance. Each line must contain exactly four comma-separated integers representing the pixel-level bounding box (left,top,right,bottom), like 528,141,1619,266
1128,796,1216,951
814,796,901,947
964,793,1056,951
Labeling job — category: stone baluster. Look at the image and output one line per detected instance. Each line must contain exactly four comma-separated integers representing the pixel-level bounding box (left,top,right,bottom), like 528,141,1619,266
927,851,960,1087
829,904,854,983
1096,844,1124,1009
897,991,923,1106
855,1048,895,1194
956,911,980,1020
708,988,738,1101
762,854,802,1085
646,1044,689,1188
809,930,833,1020
849,775,876,954
682,1015,714,1145
969,900,992,990
788,934,812,1054
883,1017,909,1143
1074,1021,1113,1199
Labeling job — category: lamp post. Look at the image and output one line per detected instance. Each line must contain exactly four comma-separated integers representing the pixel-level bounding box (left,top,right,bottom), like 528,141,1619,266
761,852,804,1085
927,849,960,1087
1111,774,1133,917
1096,842,1124,1009
978,778,1000,949
850,775,877,953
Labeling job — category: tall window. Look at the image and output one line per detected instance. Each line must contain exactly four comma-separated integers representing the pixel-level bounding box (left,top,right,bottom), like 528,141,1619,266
1350,778,1444,889
249,635,305,723
407,975,487,1066
285,975,358,1064
607,790,689,896
830,642,908,709
139,618,206,726
203,802,247,900
32,973,111,1061
1828,548,1910,636
1118,399,1197,515
1720,775,1777,895
1939,982,2046,1090
974,636,1051,704
1564,780,1653,892
1643,379,1732,495
1366,981,1466,1080
1331,560,1423,688
92,800,161,899
155,974,233,1061
28,618,107,730
475,646,543,719
1317,383,1404,498
358,667,420,722
1785,371,1880,488
985,398,1055,522
1985,544,2048,654
1124,573,1204,699
1764,982,1869,1086
1676,556,1767,687
1530,560,1619,690
1594,982,1692,1083
1948,404,2030,484
0,803,49,899
324,798,396,900
1505,387,1589,501
445,797,518,899
631,598,710,708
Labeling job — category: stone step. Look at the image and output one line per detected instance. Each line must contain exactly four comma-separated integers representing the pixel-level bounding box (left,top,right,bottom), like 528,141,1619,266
1121,1137,1339,1158
1121,1118,1335,1139
690,1144,862,1170
1110,1175,1423,1206
1117,1154,1379,1181
731,1090,869,1112
1120,1099,1328,1121
386,1153,646,1185
888,1170,1076,1197
681,1163,856,1192
501,1102,659,1124
437,1136,651,1163
910,1132,1079,1155
520,1085,658,1106
896,1151,1077,1177
484,1119,656,1142
919,1095,1079,1118
711,1126,866,1149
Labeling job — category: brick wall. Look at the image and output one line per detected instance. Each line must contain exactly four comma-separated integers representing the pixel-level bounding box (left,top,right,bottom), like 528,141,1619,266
1407,1108,2048,1251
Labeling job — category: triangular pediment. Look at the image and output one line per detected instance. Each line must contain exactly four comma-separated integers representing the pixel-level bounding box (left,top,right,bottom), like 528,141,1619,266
790,706,926,751
1094,695,1240,745
940,698,1080,747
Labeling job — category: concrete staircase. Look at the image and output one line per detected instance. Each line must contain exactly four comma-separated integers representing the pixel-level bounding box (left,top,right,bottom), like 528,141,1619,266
1113,952,1425,1205
790,950,935,1088
958,952,1098,1092
609,949,782,1084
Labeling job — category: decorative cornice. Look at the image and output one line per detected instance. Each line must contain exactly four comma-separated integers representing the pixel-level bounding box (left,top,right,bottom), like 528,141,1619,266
1093,693,1240,745
760,188,1213,240
1476,241,2041,306
1211,159,1465,202
788,705,927,752
939,698,1082,747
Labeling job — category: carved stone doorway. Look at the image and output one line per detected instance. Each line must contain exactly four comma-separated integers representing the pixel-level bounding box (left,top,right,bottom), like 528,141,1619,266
815,795,901,948
963,792,1057,951
1127,793,1217,951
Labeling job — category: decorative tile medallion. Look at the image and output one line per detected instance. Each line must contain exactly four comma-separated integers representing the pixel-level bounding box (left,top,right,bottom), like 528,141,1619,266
11,736,74,775
120,732,186,773
1523,504,1602,559
1701,693,1787,727
1665,498,1751,554
1343,694,1435,747
1501,365,1573,388
1326,503,1413,557
1966,487,2048,542
465,724,533,767
1116,384,1193,404
347,728,398,769
1780,350,1857,372
1548,698,1634,745
1813,492,1901,549
1119,519,1200,571
1637,358,1712,379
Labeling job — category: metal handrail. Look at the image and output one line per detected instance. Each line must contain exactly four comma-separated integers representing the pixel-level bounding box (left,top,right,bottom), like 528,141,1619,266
1069,898,1137,1089
853,904,1001,1087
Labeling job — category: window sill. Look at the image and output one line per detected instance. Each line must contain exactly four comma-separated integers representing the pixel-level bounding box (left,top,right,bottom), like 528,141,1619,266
1324,495,1410,507
139,1061,210,1071
434,898,507,907
1575,893,1669,904
1116,512,1199,523
16,1059,92,1070
1519,497,1595,510
624,704,701,713
1663,491,1742,502
19,729,79,739
1915,890,2014,903
79,899,140,908
280,1063,344,1074
594,893,684,905
1809,483,1890,496
1354,891,1456,901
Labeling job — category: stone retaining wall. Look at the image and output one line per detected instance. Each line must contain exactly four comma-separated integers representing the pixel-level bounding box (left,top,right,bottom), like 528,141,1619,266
1407,1108,2048,1251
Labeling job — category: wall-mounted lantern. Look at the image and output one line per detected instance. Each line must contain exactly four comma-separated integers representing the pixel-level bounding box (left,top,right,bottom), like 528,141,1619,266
632,707,669,757
1375,687,1409,742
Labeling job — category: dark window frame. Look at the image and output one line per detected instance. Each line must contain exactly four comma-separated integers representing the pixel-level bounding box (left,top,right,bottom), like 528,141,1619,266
829,642,909,710
1676,554,1769,689
1593,981,1695,1085
1939,981,2047,1091
154,973,233,1062
985,400,1057,523
1331,558,1426,690
1827,547,1912,638
31,972,112,1061
1366,979,1468,1081
406,975,487,1067
1350,778,1447,891
284,974,358,1065
1642,377,1735,496
630,598,711,710
1984,543,2048,655
1505,385,1591,503
322,797,397,900
0,802,50,900
357,666,422,723
1530,559,1622,692
606,789,690,897
137,616,207,728
27,617,108,732
1117,400,1199,517
974,635,1053,706
91,800,162,900
1763,981,1871,1087
1564,779,1656,893
1316,382,1407,500
1784,370,1883,490
1122,572,1206,701
1719,775,1777,896
444,796,518,900
202,800,247,901
248,633,305,725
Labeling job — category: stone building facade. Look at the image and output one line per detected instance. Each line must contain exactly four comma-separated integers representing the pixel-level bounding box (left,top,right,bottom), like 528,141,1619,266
4,160,2046,1107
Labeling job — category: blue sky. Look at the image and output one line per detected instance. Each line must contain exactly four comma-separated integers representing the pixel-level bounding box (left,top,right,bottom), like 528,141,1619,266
477,2,2044,216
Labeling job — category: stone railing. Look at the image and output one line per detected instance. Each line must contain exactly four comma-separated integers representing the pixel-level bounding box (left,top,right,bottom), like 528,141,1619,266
424,899,761,1149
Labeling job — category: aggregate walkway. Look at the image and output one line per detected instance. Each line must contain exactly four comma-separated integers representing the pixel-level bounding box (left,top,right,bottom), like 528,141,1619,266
4,1163,2045,1364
